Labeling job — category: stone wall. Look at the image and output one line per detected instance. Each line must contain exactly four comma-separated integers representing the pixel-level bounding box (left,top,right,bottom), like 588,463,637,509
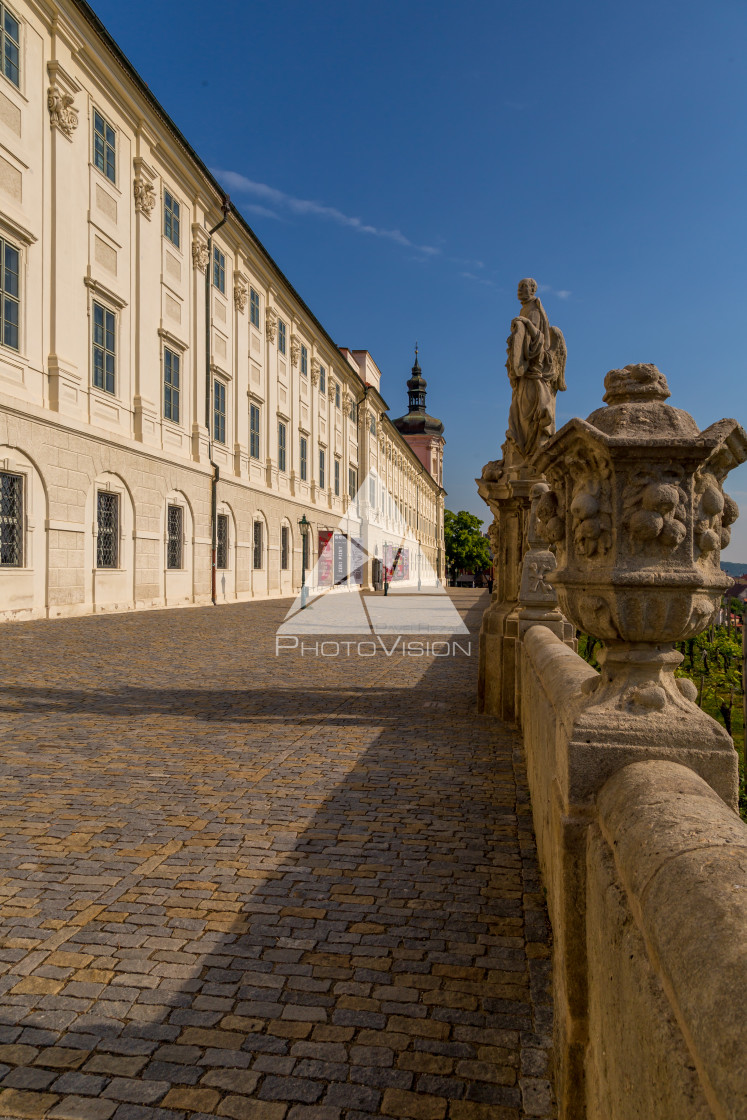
520,625,747,1120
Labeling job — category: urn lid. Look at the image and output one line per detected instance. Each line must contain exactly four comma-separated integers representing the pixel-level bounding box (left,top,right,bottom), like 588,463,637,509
586,363,700,439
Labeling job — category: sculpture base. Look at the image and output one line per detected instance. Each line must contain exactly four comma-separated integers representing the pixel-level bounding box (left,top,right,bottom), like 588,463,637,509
478,598,575,723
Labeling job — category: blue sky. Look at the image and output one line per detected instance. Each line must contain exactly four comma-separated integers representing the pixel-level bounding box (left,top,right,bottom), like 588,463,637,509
92,0,747,560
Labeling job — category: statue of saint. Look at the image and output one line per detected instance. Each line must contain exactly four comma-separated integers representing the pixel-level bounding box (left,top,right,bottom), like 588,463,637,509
505,278,567,462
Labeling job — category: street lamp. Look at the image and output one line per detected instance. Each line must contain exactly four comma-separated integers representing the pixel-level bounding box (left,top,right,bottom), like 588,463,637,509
299,514,310,608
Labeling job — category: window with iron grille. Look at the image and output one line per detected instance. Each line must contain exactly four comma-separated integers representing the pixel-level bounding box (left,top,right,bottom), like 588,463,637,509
216,513,228,569
164,189,180,247
0,470,22,566
300,345,308,377
278,319,286,355
319,365,326,394
92,301,116,394
281,525,289,570
163,347,180,423
93,108,116,183
334,458,340,497
319,449,325,490
250,287,260,328
250,403,260,459
348,467,357,500
213,246,225,293
166,504,183,569
1,5,19,88
300,436,308,481
253,520,263,569
0,237,19,351
278,421,287,472
213,380,226,444
96,491,119,569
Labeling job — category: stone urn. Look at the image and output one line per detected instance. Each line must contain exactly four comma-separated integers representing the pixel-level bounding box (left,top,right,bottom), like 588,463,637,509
534,363,747,719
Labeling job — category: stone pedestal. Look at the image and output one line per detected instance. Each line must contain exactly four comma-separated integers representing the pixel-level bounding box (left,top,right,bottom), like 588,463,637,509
477,461,535,721
477,462,575,722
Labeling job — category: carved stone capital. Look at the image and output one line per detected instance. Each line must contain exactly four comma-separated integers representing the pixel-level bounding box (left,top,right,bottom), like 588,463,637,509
311,358,321,386
191,239,209,273
234,281,248,313
133,176,156,219
47,84,78,138
265,307,277,343
290,335,301,367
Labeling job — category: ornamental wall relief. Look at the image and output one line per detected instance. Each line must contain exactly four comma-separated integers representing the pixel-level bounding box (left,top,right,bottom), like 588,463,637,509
47,85,78,138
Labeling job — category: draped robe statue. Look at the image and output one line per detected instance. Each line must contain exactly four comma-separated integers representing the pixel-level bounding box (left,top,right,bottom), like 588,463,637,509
505,278,567,463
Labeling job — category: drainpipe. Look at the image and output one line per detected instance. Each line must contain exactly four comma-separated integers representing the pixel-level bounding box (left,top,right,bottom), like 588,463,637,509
205,196,231,605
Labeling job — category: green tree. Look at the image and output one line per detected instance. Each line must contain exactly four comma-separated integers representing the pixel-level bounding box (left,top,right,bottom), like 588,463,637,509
444,510,491,581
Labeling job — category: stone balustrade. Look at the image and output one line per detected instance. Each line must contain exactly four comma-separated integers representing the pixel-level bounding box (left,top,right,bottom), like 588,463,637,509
478,328,747,1119
521,625,747,1120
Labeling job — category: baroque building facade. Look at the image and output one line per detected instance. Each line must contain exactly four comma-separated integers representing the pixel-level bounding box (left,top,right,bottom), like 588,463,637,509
0,0,445,621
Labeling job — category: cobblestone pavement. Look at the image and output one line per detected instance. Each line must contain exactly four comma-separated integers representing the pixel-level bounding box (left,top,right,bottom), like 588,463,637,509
0,590,555,1120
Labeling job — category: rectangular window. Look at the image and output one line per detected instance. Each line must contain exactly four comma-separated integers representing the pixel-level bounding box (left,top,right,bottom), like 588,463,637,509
281,525,289,570
348,467,357,500
216,513,228,569
369,414,376,435
319,365,326,394
93,108,116,183
92,301,116,394
164,189,180,247
319,449,325,490
1,5,20,88
250,403,260,459
278,421,287,472
349,398,357,424
213,380,226,444
334,458,340,497
163,347,180,423
0,237,19,352
300,345,308,376
250,287,260,328
213,246,226,293
96,491,119,569
166,504,183,569
253,520,263,569
278,319,286,355
300,435,308,481
0,470,22,566
335,383,341,409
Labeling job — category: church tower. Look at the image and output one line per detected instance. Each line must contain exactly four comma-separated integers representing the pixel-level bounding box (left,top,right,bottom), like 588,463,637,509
392,346,445,486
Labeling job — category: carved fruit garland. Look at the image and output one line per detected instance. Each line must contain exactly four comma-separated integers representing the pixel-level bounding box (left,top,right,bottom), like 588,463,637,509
623,468,688,553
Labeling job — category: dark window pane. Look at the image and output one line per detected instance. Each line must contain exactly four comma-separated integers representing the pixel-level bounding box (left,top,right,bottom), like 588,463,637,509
0,471,22,566
96,491,119,568
253,520,263,569
166,504,183,569
216,513,228,569
4,11,19,42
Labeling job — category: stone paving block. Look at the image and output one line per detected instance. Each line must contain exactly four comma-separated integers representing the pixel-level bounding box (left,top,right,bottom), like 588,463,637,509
48,1095,118,1120
0,1087,61,1117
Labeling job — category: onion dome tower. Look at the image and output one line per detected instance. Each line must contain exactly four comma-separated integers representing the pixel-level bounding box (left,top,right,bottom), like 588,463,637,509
392,345,445,483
